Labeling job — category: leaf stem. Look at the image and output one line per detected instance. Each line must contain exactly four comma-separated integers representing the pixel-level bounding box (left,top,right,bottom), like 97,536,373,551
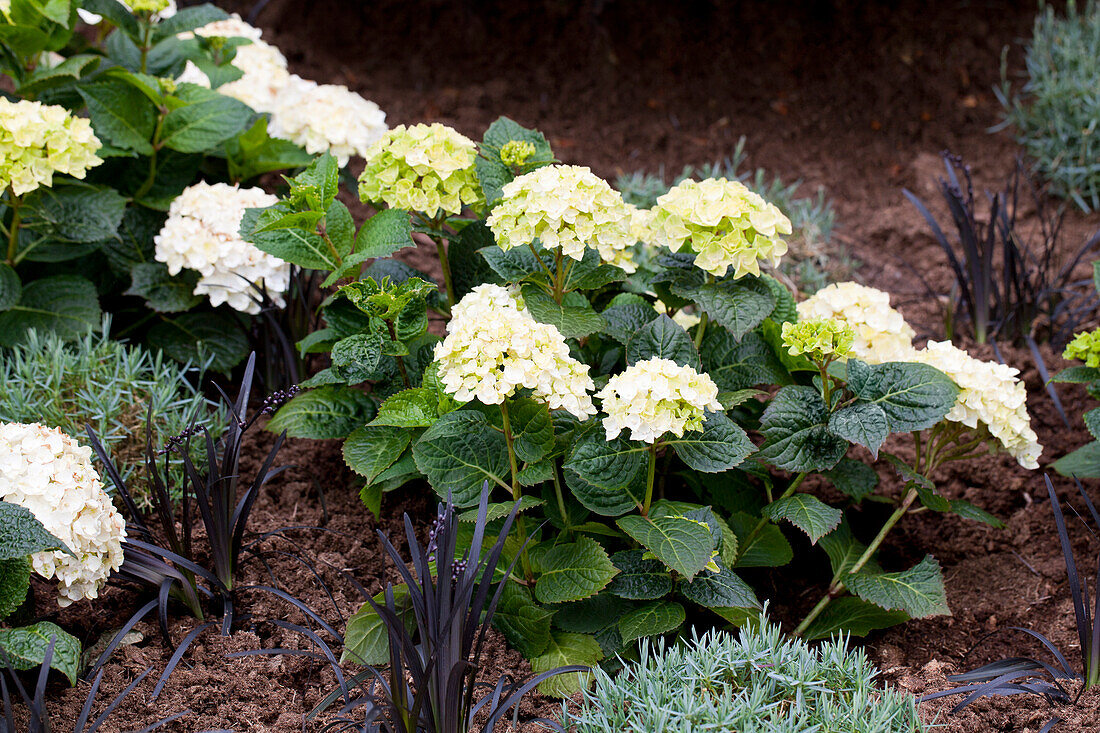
642,443,658,516
134,110,165,202
5,188,21,266
735,472,807,562
500,400,533,581
694,311,709,349
551,462,571,531
433,234,456,309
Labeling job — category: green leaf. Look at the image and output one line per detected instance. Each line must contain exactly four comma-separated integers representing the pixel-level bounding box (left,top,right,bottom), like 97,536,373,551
534,536,618,604
152,3,229,39
0,275,101,347
77,78,155,155
626,314,699,368
0,558,31,620
1085,408,1100,441
563,429,647,516
948,499,1005,528
223,117,313,182
846,555,950,619
341,586,411,665
727,511,793,568
827,402,888,458
850,360,959,433
757,385,847,472
702,330,789,391
354,207,414,260
565,247,627,290
124,262,201,312
507,397,554,463
266,385,376,440
100,207,163,275
601,300,659,345
146,311,247,374
521,287,605,340
478,243,548,283
817,521,876,578
618,601,685,644
456,496,543,523
762,494,842,544
342,426,411,484
679,276,775,339
1052,366,1100,384
678,562,759,609
477,116,555,207
531,631,602,698
0,501,67,560
412,410,510,506
306,332,383,386
823,458,879,502
160,84,252,153
493,581,552,658
553,593,632,634
0,622,81,684
371,388,438,428
664,411,754,473
799,596,909,641
449,222,499,300
241,207,332,271
606,550,673,600
0,264,20,312
617,514,714,581
22,183,126,244
1052,441,1100,478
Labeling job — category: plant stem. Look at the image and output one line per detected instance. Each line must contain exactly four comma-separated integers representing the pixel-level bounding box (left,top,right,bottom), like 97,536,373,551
735,472,807,562
551,462,571,531
500,401,533,581
384,320,411,388
134,111,165,202
139,17,152,74
5,189,21,266
694,311,709,349
552,249,564,304
642,443,658,516
434,235,456,308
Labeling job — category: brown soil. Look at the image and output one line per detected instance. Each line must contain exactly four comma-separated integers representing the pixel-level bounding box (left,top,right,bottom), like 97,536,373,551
41,0,1100,730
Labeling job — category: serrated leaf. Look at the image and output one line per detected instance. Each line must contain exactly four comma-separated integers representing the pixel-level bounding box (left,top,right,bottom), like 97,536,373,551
223,117,314,182
677,275,775,339
678,561,759,609
762,493,842,544
846,555,950,619
0,502,67,560
77,78,155,155
152,3,229,39
412,410,510,507
531,631,602,698
457,496,543,523
601,301,659,345
160,84,252,153
817,521,877,578
22,183,126,244
851,360,959,433
493,581,552,658
823,458,879,501
478,243,549,283
827,402,888,458
607,550,673,600
0,558,31,619
617,514,713,580
242,206,333,271
341,586,412,665
564,246,626,290
477,116,555,207
371,388,438,428
799,596,909,641
506,397,554,464
534,536,618,604
1052,366,1100,384
702,329,789,391
563,429,647,516
948,499,1005,528
355,207,414,260
663,411,754,473
0,264,20,312
626,314,699,368
0,275,101,347
727,511,793,568
266,385,376,440
757,385,847,472
553,593,632,634
342,426,411,483
124,262,201,312
0,622,81,684
618,601,685,644
1052,441,1100,478
449,221,499,299
521,286,605,339
146,312,247,374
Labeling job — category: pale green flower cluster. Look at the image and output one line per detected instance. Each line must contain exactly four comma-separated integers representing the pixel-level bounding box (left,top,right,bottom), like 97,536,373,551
500,139,536,167
781,318,855,361
650,178,791,278
0,99,103,196
912,340,1042,469
359,123,482,218
1064,328,1100,368
597,357,722,444
129,0,170,11
796,282,916,364
434,284,596,418
487,164,638,273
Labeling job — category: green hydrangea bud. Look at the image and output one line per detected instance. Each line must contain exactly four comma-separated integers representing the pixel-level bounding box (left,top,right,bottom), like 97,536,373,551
158,77,178,96
499,140,536,168
130,0,171,12
1064,328,1100,368
781,318,855,362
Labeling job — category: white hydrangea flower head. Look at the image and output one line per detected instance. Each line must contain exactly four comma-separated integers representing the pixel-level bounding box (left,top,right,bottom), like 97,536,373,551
650,177,791,278
175,15,289,114
626,203,655,243
434,285,596,418
358,123,480,217
154,182,288,314
79,0,176,24
0,423,126,607
269,75,387,167
0,98,103,196
487,165,638,273
911,341,1042,469
597,358,723,444
796,282,916,364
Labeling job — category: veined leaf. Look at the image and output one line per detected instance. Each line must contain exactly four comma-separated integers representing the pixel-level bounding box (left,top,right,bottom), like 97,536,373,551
412,410,510,506
618,601,685,644
266,385,376,440
607,550,673,600
663,411,754,473
762,494,842,544
799,596,909,641
531,631,602,698
678,562,759,609
617,514,714,580
757,385,846,472
846,555,950,619
626,314,699,368
534,536,618,604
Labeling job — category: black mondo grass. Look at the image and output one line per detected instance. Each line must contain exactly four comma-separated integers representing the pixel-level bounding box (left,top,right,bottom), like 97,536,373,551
311,482,585,733
922,475,1100,727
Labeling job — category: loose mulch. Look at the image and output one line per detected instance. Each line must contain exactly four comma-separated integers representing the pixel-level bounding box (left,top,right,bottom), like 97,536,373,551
38,0,1100,730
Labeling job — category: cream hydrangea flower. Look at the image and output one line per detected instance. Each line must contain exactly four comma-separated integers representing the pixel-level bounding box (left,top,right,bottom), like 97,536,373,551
650,178,791,278
434,284,596,418
269,75,387,166
154,182,289,314
597,358,723,443
796,282,916,364
487,164,638,273
626,203,655,244
175,15,289,114
0,99,103,196
912,341,1042,469
358,123,480,217
0,423,126,607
